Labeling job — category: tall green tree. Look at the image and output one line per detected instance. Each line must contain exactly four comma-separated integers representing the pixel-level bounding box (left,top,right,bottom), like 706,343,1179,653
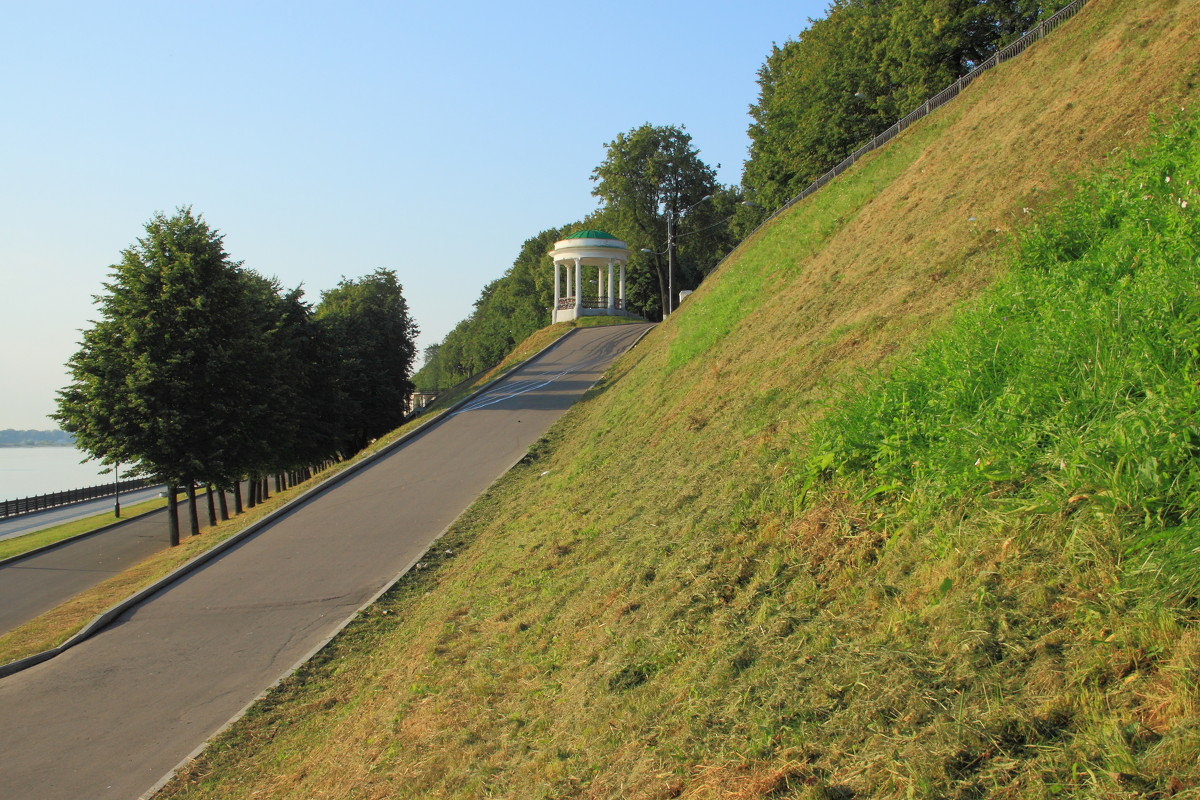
231,271,336,481
591,124,721,319
314,269,418,455
55,207,260,544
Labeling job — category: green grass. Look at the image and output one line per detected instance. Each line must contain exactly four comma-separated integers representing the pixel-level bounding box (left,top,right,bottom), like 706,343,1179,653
0,496,168,562
793,113,1200,599
156,1,1200,797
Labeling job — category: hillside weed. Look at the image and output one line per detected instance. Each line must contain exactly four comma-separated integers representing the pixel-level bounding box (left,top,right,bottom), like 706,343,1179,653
800,111,1200,600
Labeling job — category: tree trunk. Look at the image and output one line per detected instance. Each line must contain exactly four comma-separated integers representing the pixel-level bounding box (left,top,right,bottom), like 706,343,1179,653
233,480,244,514
206,484,217,527
261,475,270,500
218,487,229,521
185,482,200,537
167,484,180,547
247,475,257,508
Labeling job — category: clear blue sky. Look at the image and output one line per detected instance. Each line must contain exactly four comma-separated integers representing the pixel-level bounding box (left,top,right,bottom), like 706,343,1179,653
0,0,827,429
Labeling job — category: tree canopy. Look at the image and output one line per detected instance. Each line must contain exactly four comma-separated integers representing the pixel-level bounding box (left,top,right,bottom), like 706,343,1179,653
315,269,419,454
590,124,734,318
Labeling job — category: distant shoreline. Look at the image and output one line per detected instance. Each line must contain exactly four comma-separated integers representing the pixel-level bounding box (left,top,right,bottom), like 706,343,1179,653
0,443,77,448
0,430,75,448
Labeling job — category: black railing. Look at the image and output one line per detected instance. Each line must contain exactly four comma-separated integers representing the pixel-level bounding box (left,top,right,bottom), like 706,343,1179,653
560,297,625,310
1,478,156,519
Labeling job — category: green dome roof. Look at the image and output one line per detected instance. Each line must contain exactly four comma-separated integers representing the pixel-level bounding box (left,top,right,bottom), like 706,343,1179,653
566,229,619,240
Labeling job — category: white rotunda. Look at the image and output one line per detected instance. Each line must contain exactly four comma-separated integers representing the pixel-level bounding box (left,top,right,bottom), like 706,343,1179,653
547,230,640,324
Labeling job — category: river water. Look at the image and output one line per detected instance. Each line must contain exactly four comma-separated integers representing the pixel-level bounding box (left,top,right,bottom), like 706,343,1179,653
0,447,117,501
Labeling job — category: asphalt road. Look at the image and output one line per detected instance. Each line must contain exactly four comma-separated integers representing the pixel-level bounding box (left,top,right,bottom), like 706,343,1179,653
0,323,651,800
0,491,232,635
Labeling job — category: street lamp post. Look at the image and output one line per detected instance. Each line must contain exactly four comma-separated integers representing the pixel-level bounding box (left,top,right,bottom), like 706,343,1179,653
113,463,121,518
642,198,760,317
668,194,711,315
666,211,677,316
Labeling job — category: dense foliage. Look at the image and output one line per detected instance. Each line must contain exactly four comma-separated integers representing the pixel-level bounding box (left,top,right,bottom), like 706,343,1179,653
743,0,1075,210
55,208,418,542
589,124,741,317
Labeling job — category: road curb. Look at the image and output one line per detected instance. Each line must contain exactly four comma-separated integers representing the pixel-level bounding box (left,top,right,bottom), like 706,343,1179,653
0,325,592,681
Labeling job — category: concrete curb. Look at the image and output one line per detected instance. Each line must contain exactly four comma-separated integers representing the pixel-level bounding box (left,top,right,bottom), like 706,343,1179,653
0,326,587,681
626,323,657,351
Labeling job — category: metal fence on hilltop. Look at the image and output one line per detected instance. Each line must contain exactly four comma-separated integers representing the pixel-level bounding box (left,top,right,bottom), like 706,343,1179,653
1,477,155,519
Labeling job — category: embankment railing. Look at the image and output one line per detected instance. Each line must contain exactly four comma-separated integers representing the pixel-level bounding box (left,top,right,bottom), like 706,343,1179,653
1,477,155,519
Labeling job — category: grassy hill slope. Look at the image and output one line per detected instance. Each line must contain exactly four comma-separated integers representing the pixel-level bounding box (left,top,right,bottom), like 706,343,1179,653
162,1,1200,797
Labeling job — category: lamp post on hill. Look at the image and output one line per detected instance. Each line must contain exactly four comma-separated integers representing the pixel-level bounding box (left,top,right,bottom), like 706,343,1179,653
640,194,710,317
642,199,759,315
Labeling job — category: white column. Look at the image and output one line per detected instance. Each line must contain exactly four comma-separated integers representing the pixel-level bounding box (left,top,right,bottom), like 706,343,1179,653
620,262,626,310
574,258,583,320
553,261,561,322
607,260,615,311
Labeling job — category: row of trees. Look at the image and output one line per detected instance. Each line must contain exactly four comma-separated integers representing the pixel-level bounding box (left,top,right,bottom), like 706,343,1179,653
418,0,1067,389
743,0,1074,209
55,207,418,545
